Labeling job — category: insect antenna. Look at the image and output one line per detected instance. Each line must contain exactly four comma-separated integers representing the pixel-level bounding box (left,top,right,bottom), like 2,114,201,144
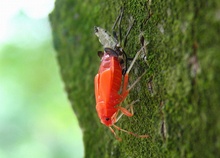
112,124,149,139
109,126,122,141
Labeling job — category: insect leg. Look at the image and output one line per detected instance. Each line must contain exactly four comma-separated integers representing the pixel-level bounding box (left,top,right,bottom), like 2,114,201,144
112,7,124,42
121,49,134,75
126,46,145,74
123,16,135,48
127,70,147,91
121,73,129,98
116,100,139,123
121,46,146,96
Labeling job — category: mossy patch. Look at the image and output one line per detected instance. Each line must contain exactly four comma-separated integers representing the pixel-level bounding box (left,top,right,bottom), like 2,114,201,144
50,0,220,157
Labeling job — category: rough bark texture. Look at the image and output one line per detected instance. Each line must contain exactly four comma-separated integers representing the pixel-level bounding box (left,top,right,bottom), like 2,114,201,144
49,0,220,157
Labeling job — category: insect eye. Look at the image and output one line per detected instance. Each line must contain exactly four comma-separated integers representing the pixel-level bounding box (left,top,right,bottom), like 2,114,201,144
105,118,110,121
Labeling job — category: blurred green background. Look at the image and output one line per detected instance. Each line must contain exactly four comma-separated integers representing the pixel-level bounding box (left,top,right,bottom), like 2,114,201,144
0,1,83,158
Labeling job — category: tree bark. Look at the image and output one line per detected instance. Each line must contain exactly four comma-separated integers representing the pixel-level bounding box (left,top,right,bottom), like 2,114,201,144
49,0,220,157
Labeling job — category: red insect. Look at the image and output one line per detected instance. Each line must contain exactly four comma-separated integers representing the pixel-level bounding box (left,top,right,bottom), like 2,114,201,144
94,25,148,140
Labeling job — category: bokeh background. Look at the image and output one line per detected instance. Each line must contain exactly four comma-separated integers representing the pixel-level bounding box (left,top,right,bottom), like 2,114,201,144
0,1,84,157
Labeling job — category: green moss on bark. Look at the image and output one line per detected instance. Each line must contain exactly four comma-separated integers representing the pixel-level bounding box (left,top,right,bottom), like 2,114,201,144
50,0,220,157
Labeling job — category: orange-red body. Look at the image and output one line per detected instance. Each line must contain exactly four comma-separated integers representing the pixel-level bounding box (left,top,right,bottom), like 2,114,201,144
94,18,149,139
95,52,128,126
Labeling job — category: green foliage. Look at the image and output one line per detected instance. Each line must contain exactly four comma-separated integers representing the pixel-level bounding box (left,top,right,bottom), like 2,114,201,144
50,0,220,157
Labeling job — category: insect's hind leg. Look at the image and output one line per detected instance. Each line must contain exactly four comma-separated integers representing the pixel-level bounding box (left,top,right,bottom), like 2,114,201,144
121,46,147,96
126,46,145,74
116,100,140,123
127,70,147,91
123,35,148,75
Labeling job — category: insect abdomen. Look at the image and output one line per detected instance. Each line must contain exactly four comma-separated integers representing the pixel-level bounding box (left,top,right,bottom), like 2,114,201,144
97,54,123,104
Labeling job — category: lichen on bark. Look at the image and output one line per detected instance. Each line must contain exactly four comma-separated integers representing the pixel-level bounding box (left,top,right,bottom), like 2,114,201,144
50,0,220,157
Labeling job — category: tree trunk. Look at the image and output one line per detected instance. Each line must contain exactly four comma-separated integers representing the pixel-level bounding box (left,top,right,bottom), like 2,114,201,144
49,0,220,157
